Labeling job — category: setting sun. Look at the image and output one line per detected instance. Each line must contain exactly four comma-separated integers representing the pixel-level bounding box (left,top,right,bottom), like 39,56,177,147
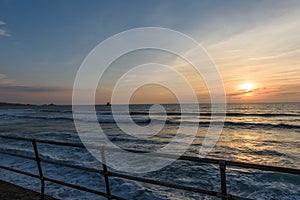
239,83,255,92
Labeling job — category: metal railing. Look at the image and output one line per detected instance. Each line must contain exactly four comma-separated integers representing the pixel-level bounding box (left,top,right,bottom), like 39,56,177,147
0,134,299,200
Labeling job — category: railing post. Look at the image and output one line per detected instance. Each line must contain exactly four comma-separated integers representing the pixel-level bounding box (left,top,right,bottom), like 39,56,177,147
32,139,45,200
101,146,112,200
219,160,227,200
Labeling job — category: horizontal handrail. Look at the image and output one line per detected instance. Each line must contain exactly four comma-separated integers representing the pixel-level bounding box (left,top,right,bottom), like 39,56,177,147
0,134,299,200
226,160,300,174
0,165,40,179
1,134,299,175
0,149,36,161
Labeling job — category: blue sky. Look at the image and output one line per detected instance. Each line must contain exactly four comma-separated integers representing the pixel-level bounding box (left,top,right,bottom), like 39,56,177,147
1,0,300,104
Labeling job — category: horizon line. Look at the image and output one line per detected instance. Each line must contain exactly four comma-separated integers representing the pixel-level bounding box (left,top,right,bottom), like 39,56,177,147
1,101,299,106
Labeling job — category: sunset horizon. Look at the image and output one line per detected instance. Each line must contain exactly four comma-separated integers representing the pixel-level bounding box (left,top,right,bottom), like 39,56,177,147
0,1,299,200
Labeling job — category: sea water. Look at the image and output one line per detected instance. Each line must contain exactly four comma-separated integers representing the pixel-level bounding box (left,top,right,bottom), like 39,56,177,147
0,103,299,199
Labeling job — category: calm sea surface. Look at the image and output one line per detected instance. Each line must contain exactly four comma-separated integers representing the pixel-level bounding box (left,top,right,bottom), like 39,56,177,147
0,103,299,199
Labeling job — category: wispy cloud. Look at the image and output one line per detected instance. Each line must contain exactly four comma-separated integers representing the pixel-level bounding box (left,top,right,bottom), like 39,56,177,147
0,73,67,93
0,74,71,104
198,8,300,102
0,29,10,37
0,73,15,85
0,20,10,37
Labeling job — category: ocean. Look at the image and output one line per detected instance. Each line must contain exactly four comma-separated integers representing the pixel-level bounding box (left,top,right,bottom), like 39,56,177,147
0,103,299,199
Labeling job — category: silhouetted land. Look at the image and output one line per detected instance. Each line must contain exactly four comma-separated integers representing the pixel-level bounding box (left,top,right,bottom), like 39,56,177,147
0,102,37,106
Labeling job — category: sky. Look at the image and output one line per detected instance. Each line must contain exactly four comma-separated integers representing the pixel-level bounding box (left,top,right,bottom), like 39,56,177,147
0,0,300,104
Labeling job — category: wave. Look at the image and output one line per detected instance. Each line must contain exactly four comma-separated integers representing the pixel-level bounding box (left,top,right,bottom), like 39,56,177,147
17,115,74,121
40,109,127,115
40,109,72,113
130,112,300,117
4,113,300,130
220,121,300,130
96,118,151,124
224,113,299,117
21,109,300,117
15,115,151,124
165,120,300,130
35,109,300,117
